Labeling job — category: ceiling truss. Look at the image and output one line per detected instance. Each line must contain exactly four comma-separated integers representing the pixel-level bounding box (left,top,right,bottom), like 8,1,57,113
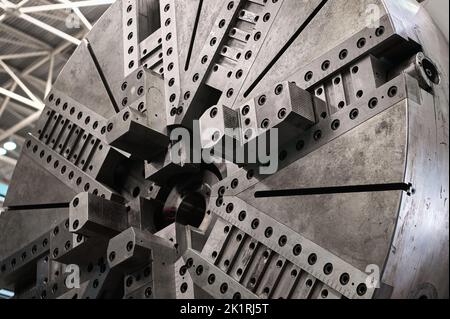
0,0,113,176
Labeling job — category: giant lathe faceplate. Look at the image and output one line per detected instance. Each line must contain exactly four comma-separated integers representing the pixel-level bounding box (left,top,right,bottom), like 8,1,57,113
0,0,448,299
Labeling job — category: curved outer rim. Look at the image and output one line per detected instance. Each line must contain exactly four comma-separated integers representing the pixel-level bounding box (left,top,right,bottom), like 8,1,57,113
380,0,449,299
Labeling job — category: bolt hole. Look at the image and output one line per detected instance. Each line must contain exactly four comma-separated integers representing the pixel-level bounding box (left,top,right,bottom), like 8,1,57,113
349,108,359,120
331,119,340,130
356,90,364,98
340,273,350,285
388,86,398,97
278,235,287,247
368,97,378,109
313,130,322,141
293,244,302,256
321,60,330,71
323,263,333,275
357,37,366,48
375,26,385,37
339,49,348,60
132,187,140,198
308,253,317,265
126,241,134,251
357,283,367,296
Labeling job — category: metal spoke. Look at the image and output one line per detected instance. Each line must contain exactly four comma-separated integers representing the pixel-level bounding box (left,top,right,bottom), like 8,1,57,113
19,0,115,13
0,60,44,107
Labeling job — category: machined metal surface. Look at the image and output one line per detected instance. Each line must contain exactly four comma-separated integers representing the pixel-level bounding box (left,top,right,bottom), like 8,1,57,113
0,0,448,299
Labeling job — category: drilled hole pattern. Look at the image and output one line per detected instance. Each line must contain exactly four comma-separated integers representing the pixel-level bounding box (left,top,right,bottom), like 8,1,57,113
122,0,140,76
180,250,258,299
139,29,164,73
173,0,247,123
118,67,148,113
50,219,87,269
213,0,284,110
122,265,154,298
160,0,181,118
0,233,49,278
296,16,391,88
34,92,114,183
238,81,298,143
28,91,123,201
25,136,113,200
199,195,375,299
7,233,96,299
212,75,406,204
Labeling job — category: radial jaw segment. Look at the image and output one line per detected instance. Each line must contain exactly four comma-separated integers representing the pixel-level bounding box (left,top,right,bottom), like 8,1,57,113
199,82,322,169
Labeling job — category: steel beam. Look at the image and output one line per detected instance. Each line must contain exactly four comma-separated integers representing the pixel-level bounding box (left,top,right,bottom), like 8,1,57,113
57,0,92,30
0,52,49,60
0,20,52,50
16,13,81,45
1,31,83,90
0,82,16,119
19,0,115,13
0,111,41,142
45,54,54,97
0,87,43,110
0,60,43,106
